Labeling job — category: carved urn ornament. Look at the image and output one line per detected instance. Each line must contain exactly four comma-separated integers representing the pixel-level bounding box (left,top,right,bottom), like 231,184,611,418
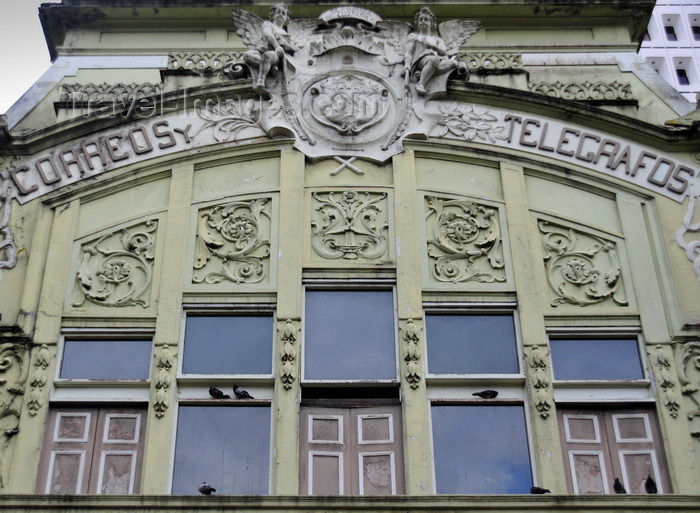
231,5,481,162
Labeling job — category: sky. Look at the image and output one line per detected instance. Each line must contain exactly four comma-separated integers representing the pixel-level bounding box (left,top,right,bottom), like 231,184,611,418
0,0,52,114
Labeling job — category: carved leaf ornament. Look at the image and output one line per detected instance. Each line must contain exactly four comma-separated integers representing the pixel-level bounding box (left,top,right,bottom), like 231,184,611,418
539,221,627,307
311,190,389,260
435,104,507,143
193,198,271,284
425,196,505,284
73,220,157,308
193,98,262,143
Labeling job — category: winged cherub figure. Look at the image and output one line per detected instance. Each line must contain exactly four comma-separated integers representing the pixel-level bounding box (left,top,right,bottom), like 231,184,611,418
233,4,299,92
403,7,481,95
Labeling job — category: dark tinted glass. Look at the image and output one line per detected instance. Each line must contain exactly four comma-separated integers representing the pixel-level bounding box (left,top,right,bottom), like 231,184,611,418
432,405,532,493
550,338,643,380
305,290,396,380
60,339,151,380
426,314,518,374
182,315,273,374
172,406,270,494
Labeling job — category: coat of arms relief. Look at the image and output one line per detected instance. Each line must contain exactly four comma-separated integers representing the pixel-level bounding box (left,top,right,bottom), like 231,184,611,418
230,4,481,161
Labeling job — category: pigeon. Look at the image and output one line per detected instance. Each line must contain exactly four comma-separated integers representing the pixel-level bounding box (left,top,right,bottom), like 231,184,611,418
233,384,254,399
208,386,231,399
644,474,658,494
613,477,626,494
530,486,551,494
472,389,498,399
198,481,216,495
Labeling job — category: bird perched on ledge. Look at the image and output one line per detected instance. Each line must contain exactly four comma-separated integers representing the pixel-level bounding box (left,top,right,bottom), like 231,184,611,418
209,386,231,399
198,482,216,495
613,477,626,494
233,384,254,399
645,474,658,494
472,389,498,399
530,486,550,494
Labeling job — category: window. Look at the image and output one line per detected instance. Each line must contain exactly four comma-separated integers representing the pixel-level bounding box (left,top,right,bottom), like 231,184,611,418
182,314,273,375
172,405,271,494
38,406,147,494
431,405,532,493
693,24,700,41
60,339,152,380
664,25,678,42
676,68,690,86
550,338,643,381
299,404,404,495
304,289,396,381
558,407,669,494
425,313,518,374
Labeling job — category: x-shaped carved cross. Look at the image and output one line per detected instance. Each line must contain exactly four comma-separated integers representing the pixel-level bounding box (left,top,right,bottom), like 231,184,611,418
330,156,365,176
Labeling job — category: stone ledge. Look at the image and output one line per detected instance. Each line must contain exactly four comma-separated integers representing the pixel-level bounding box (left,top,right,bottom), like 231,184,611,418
1,495,700,512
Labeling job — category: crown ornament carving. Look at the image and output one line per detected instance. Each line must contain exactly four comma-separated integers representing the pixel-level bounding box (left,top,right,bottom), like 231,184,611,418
230,5,481,162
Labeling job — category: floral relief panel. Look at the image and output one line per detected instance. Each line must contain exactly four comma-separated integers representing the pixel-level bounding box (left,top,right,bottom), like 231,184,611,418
539,219,628,308
424,195,506,285
192,197,272,286
310,190,390,263
71,219,158,309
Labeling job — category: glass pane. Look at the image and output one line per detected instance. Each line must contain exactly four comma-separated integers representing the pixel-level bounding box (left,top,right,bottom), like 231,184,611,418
431,405,532,494
172,406,270,494
305,290,396,380
60,340,151,380
426,314,518,374
182,316,272,374
550,339,643,380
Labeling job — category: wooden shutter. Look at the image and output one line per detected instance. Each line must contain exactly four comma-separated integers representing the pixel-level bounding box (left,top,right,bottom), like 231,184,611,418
300,405,404,495
558,407,669,494
38,406,146,494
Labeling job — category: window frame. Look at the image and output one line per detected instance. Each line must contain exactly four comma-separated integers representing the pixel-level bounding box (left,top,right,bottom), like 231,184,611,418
301,282,399,384
54,328,154,402
178,303,276,381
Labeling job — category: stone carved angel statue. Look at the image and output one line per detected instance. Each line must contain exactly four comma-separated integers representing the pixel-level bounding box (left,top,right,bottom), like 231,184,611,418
403,7,481,95
232,4,300,92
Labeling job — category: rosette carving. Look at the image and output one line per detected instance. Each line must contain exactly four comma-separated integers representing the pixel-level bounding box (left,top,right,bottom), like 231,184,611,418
278,320,300,390
401,319,423,390
73,220,158,308
311,190,389,261
425,196,505,284
153,344,175,418
539,220,627,307
193,198,271,284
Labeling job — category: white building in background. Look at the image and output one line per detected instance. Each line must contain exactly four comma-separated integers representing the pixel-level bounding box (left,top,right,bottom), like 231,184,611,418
639,1,700,102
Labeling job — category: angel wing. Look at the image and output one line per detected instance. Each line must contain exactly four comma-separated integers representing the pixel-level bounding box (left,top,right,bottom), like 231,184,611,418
231,10,266,49
376,20,413,62
438,20,481,56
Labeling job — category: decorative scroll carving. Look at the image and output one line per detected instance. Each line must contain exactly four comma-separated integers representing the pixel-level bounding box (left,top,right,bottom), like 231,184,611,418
168,51,246,74
677,341,700,432
527,345,552,419
27,344,51,417
278,320,300,390
0,342,29,490
676,184,700,281
652,345,680,419
0,178,17,270
59,82,162,103
311,190,389,261
193,198,271,284
457,52,524,72
425,196,505,284
434,104,508,143
193,98,263,143
528,81,633,102
539,220,627,307
401,319,422,390
153,344,175,418
73,220,158,308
